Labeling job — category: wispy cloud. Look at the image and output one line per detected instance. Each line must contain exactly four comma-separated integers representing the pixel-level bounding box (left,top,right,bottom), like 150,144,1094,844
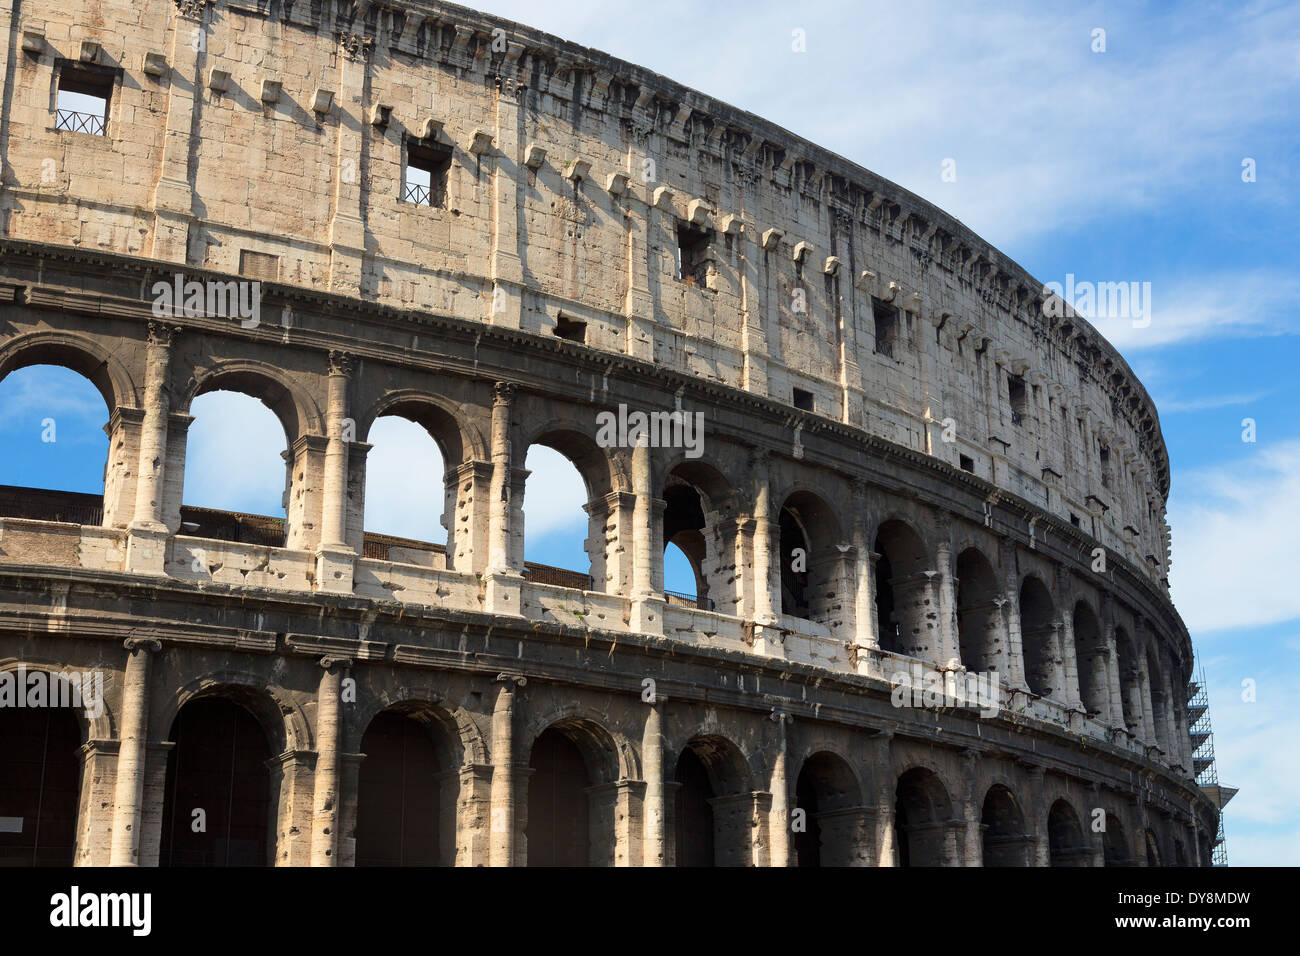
1168,440,1300,633
1158,391,1269,414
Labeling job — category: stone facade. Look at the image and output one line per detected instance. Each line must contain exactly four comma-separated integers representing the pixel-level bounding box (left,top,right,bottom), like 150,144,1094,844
0,0,1216,866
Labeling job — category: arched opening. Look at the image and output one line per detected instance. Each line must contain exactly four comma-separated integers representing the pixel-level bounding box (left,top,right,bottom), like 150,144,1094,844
526,727,592,866
1103,812,1130,867
1115,627,1141,733
1047,800,1089,867
523,434,611,591
362,415,448,553
661,461,733,612
956,547,1001,672
160,697,273,866
1019,576,1059,699
673,735,751,866
794,751,864,867
893,767,953,867
777,490,841,626
1145,828,1161,867
0,365,111,524
980,785,1028,866
1073,602,1108,718
1147,649,1170,753
182,390,291,545
1174,838,1187,866
0,687,82,865
355,707,458,866
874,520,931,657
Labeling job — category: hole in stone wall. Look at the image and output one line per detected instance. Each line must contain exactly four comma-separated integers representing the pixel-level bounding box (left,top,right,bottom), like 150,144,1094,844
404,139,452,207
675,222,712,287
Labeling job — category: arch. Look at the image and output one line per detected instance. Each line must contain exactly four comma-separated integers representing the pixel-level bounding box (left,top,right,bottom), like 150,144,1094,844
347,689,486,767
874,519,933,657
1103,811,1131,866
355,705,459,866
778,489,843,624
1047,799,1089,867
981,784,1029,866
1115,627,1141,732
662,458,736,612
0,330,136,414
520,708,631,784
673,733,752,867
1174,837,1187,867
521,422,622,498
160,695,275,866
356,389,484,464
182,360,323,445
1073,601,1109,718
159,672,309,756
523,427,619,589
526,725,593,866
795,750,866,867
1019,575,1060,699
956,547,1002,672
893,766,954,867
0,678,84,865
1146,646,1170,752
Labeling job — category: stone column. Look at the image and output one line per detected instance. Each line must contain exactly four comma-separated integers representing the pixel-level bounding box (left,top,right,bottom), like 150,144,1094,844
1088,783,1106,867
327,33,370,293
149,0,209,262
851,483,877,661
769,709,792,867
1058,612,1084,709
109,637,160,866
737,213,769,394
1137,652,1157,749
630,440,665,635
750,451,779,627
642,699,666,866
125,323,178,574
622,132,655,361
872,732,896,866
961,750,983,867
1025,763,1050,866
485,383,523,615
934,539,961,665
488,74,525,327
310,656,351,866
489,674,526,866
316,351,355,593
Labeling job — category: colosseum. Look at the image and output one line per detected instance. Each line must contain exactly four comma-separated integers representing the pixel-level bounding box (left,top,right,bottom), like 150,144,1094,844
0,0,1222,867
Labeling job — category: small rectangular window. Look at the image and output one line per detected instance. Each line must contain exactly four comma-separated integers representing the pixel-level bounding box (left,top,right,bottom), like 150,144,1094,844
55,65,112,136
675,223,712,286
1071,513,1081,528
873,299,897,359
959,454,974,473
1008,374,1027,425
404,141,452,207
239,250,280,281
554,315,586,343
793,388,814,411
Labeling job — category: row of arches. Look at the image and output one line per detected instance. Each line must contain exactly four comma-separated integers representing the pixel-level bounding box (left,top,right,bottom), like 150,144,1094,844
0,681,1202,868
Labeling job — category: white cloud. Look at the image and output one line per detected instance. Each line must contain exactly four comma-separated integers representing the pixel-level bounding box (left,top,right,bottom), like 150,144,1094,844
1158,391,1268,414
522,444,589,538
182,391,288,516
363,416,445,543
472,0,1300,249
1167,440,1300,633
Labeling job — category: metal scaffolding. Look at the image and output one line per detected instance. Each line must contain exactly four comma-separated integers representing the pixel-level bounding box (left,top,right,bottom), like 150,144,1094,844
1187,662,1234,866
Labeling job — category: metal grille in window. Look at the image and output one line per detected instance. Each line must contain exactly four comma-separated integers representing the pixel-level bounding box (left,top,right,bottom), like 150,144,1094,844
402,181,433,206
55,109,105,135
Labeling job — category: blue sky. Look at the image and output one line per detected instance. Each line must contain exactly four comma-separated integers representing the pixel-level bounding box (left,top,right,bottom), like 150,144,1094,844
1,0,1296,864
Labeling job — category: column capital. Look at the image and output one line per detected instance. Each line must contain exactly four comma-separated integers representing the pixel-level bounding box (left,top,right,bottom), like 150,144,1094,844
495,672,528,689
327,349,355,378
494,380,517,405
769,707,793,726
123,636,162,654
172,0,212,21
146,321,182,348
319,656,353,672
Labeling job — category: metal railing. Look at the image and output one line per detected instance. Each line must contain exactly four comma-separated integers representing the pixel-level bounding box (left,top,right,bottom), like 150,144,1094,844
402,182,432,206
55,108,105,135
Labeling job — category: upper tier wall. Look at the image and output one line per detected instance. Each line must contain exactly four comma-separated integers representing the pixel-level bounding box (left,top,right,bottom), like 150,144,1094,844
0,0,1174,589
